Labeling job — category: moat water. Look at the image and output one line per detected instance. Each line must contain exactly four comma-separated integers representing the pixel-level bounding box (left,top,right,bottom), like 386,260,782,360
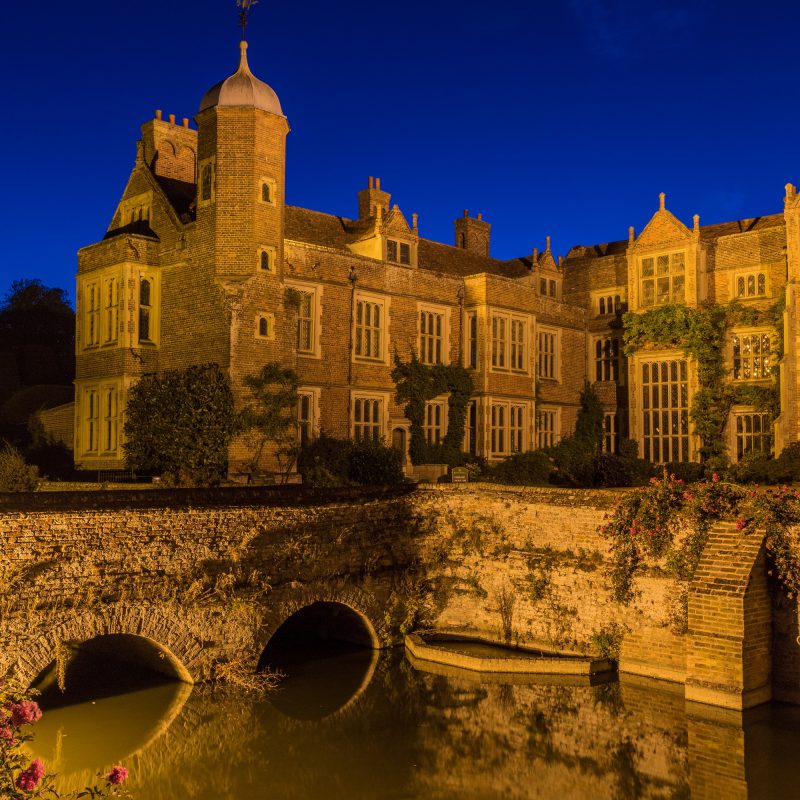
31,646,800,799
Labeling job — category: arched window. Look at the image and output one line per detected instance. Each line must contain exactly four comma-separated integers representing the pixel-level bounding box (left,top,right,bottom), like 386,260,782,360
614,295,621,312
737,277,745,297
259,317,269,337
261,183,271,203
599,298,606,315
758,273,766,295
459,233,466,249
747,275,756,296
260,251,270,271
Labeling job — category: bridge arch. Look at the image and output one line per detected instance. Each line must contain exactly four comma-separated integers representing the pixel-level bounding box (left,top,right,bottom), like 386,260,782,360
257,584,382,661
14,608,201,689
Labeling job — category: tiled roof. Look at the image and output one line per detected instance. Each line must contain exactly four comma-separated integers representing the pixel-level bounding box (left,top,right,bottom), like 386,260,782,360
103,220,159,241
154,176,196,223
286,205,534,279
564,213,786,262
698,214,784,239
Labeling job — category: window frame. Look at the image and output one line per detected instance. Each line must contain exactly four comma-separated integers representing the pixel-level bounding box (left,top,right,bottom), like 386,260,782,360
536,405,560,449
258,176,277,206
537,326,560,382
296,387,321,446
285,280,323,359
732,269,769,300
353,291,390,364
638,250,686,308
490,399,530,457
491,310,530,374
198,157,216,206
255,312,275,341
351,391,390,443
593,335,623,383
424,396,448,445
418,303,450,366
731,406,773,462
730,329,772,382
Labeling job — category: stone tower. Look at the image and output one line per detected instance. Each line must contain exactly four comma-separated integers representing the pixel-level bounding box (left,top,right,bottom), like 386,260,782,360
196,40,290,288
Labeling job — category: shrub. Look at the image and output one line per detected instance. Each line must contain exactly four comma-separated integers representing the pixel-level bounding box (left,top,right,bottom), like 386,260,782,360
592,453,634,488
663,461,705,484
298,434,404,486
486,450,553,485
348,439,404,485
297,434,352,486
730,443,800,485
0,442,39,491
123,363,237,485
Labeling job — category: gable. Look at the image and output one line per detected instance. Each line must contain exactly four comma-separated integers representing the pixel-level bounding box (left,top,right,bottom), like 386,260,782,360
634,208,692,250
382,205,411,235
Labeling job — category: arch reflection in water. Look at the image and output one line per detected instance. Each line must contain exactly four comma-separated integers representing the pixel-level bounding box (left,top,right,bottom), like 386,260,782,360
29,633,192,791
259,601,378,721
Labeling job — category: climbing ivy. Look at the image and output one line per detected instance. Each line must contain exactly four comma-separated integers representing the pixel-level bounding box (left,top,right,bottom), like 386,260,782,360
623,301,781,463
391,354,473,466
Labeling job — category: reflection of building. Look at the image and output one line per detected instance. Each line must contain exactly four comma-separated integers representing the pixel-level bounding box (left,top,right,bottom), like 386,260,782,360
73,38,798,472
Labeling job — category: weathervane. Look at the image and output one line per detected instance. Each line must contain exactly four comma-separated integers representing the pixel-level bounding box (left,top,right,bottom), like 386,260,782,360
236,0,258,40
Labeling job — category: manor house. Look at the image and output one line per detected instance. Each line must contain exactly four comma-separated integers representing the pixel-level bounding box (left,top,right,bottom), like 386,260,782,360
72,39,800,473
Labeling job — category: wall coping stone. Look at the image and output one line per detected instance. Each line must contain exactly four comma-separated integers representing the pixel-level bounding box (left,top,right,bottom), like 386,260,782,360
0,483,415,512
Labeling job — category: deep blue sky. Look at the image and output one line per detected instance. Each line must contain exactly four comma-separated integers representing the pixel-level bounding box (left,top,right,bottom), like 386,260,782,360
2,0,799,306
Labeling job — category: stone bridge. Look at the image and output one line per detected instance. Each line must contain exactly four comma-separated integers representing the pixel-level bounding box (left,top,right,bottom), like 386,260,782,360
2,483,799,710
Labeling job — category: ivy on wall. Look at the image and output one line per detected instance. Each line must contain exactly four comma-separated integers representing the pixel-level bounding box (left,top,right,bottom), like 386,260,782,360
391,355,473,466
623,300,781,463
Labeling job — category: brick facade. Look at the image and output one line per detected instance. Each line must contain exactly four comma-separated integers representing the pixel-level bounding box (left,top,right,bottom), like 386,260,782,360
72,39,799,473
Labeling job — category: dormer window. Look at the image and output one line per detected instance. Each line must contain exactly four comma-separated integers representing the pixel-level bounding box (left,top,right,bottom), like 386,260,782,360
640,251,685,307
386,239,411,265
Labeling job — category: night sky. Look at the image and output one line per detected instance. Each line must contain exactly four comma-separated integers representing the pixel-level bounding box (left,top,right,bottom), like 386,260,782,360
2,0,799,305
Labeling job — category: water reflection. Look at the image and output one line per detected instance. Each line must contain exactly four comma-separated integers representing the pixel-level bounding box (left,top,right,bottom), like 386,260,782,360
32,647,800,799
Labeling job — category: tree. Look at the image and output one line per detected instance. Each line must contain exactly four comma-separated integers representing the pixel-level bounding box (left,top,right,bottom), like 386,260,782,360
240,363,300,482
574,382,605,452
0,279,75,387
123,363,237,485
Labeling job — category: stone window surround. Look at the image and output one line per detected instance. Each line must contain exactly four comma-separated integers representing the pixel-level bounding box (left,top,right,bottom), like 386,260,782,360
490,397,530,457
731,268,770,300
639,249,686,308
255,312,275,341
75,378,124,460
424,395,449,445
490,308,531,375
536,404,560,450
537,324,560,382
350,390,391,442
352,290,390,364
590,286,627,317
297,386,321,444
729,405,773,463
285,279,323,359
197,156,216,206
257,246,277,274
729,328,773,382
258,176,277,206
136,270,160,347
417,302,451,366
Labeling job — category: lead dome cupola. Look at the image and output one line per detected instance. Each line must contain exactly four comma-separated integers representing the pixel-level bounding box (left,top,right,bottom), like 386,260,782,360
199,41,283,116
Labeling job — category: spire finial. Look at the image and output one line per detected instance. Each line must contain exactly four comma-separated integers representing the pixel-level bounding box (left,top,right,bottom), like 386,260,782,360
236,0,258,41
659,192,666,210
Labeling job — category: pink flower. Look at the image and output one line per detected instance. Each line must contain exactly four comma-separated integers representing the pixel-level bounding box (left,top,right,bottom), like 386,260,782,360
10,700,41,728
682,491,695,501
649,477,659,484
736,519,746,531
0,722,15,745
17,758,45,791
712,473,720,483
108,765,129,786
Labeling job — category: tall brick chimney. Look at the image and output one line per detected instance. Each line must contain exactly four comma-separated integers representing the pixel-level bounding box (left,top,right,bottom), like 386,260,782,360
358,177,391,220
454,210,491,257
